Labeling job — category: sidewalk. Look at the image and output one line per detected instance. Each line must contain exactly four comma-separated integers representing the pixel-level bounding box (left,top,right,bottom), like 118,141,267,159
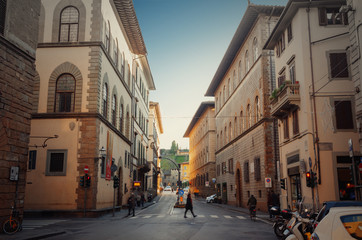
1,195,161,240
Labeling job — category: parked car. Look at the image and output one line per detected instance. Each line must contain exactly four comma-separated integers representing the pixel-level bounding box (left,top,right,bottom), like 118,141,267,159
315,201,362,225
206,194,217,203
164,186,172,191
311,206,362,240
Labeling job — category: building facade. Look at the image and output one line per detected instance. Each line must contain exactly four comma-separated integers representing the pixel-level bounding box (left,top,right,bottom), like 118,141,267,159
25,0,154,216
265,0,360,210
184,102,216,198
147,101,163,196
205,4,283,211
0,0,41,227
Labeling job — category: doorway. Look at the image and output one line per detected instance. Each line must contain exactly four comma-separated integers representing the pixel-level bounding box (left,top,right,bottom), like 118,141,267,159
236,169,242,207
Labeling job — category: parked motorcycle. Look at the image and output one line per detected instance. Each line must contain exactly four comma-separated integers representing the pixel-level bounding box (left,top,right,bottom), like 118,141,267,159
270,206,293,238
285,209,316,240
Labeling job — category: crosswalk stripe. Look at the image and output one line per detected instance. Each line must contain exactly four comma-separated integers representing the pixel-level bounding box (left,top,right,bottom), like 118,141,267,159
143,215,152,218
224,215,232,219
210,215,219,218
236,216,246,219
197,215,205,217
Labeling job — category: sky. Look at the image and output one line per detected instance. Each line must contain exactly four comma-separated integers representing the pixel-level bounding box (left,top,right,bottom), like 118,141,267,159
133,0,288,150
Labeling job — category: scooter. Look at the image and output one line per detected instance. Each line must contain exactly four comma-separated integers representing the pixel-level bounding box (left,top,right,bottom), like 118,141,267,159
285,210,315,240
270,206,293,238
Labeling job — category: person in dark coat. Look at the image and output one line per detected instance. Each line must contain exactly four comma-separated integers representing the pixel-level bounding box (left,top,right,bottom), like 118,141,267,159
128,193,135,217
140,192,145,207
184,193,197,218
247,194,257,215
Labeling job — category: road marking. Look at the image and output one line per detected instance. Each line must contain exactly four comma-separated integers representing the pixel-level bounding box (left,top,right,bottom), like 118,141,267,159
224,215,232,219
197,215,205,217
210,215,219,218
130,216,139,219
236,216,246,219
22,220,67,230
157,215,165,218
143,215,152,218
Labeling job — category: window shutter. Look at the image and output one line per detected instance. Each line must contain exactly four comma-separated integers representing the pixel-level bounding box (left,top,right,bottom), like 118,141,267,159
335,101,354,129
318,8,327,26
343,12,349,25
0,0,6,35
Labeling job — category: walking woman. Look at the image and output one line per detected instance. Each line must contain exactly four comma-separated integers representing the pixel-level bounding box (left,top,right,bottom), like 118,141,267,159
184,193,197,218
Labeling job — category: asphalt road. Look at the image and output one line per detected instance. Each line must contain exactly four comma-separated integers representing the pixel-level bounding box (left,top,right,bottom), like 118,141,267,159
2,192,278,240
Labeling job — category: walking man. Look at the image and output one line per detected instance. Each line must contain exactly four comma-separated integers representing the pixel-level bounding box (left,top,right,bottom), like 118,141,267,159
184,193,197,218
128,193,135,217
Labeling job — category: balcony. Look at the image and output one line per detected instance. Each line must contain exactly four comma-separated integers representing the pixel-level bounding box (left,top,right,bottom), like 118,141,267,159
270,82,300,119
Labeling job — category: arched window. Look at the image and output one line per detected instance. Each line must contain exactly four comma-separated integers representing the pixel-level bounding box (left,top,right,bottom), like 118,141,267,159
223,85,226,103
219,92,222,109
253,37,258,63
255,96,261,122
111,94,117,126
234,117,237,137
247,104,251,128
238,60,242,82
126,110,130,138
215,97,218,112
228,78,231,98
119,104,124,133
220,131,223,147
105,21,110,52
114,39,119,67
240,110,244,133
225,126,227,143
55,74,75,112
102,83,108,118
229,122,232,140
245,50,250,72
59,6,79,42
233,70,236,91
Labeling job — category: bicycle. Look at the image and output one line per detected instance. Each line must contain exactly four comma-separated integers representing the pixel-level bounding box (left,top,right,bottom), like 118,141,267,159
249,206,256,221
2,206,21,234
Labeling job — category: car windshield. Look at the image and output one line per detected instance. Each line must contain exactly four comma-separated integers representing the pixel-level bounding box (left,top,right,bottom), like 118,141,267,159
340,214,362,239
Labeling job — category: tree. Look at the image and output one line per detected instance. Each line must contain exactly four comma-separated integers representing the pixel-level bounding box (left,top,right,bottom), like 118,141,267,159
170,140,178,155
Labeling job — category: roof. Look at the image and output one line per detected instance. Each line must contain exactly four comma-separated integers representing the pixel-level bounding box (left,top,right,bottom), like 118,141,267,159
205,4,284,96
113,0,147,55
183,101,215,137
264,0,347,49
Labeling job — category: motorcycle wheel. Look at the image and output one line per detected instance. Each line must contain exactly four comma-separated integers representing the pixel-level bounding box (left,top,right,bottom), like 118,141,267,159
273,221,286,238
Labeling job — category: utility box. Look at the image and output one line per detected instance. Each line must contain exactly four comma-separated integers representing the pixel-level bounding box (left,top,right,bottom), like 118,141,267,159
10,166,19,181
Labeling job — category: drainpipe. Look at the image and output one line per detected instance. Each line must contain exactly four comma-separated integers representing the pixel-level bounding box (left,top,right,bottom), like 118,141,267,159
307,3,321,211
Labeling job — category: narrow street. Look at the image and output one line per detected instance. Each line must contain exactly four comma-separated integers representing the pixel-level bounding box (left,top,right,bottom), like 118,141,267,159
3,192,277,240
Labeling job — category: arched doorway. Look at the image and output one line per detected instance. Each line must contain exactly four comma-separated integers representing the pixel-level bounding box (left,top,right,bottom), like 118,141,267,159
236,168,242,207
117,167,123,206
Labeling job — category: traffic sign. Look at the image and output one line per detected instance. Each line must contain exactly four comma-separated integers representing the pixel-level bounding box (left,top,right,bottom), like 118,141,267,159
349,139,353,157
179,189,184,196
84,165,89,174
265,177,272,188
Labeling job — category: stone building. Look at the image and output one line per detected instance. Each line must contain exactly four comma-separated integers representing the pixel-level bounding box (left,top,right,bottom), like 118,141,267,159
25,0,154,216
205,4,283,211
0,0,41,227
146,101,163,197
265,0,360,210
184,101,216,198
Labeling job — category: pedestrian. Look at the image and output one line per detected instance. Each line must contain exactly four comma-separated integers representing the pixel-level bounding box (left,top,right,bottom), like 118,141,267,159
127,193,135,217
136,193,141,207
247,194,257,216
140,192,145,207
184,193,197,218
